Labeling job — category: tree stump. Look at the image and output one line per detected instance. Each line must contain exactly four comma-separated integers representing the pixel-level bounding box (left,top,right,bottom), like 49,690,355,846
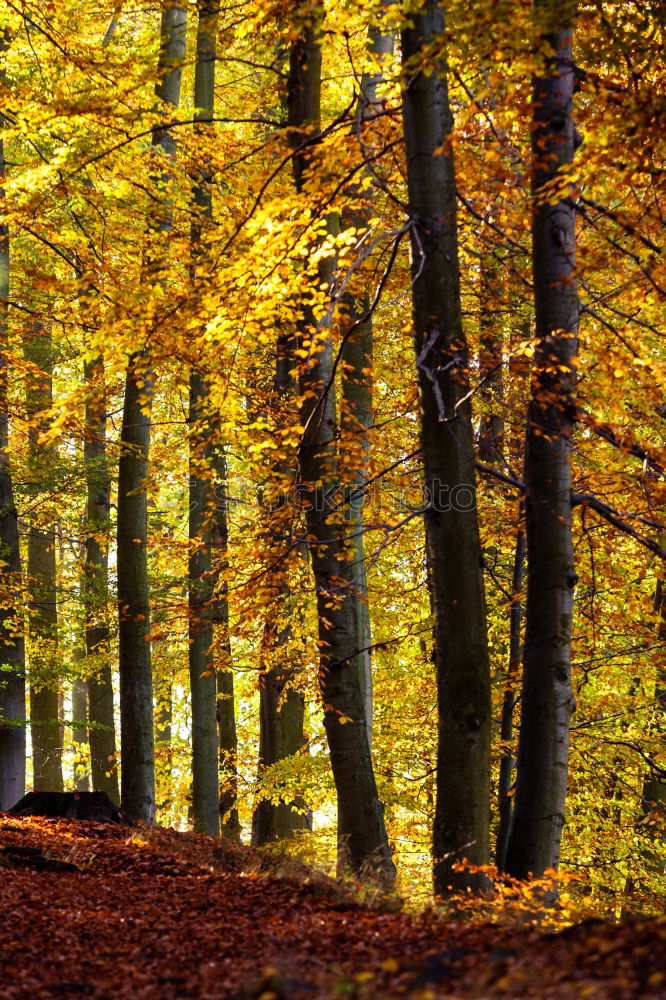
8,791,133,824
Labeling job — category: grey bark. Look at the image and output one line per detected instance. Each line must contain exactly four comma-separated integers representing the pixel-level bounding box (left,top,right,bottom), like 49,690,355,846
339,11,394,748
211,445,241,839
188,368,220,836
188,0,221,840
505,0,579,879
477,248,505,464
83,354,119,800
0,26,26,808
495,520,525,871
154,673,173,816
117,347,155,821
25,323,63,793
252,333,307,847
252,44,307,848
71,673,90,792
401,2,492,895
290,17,395,886
117,4,186,823
102,4,122,48
188,0,240,840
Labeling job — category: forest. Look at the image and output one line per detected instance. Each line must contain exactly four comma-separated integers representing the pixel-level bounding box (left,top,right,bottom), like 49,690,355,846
0,0,664,959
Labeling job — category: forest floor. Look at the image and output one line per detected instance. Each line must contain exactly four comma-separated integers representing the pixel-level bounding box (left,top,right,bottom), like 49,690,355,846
1,815,665,1000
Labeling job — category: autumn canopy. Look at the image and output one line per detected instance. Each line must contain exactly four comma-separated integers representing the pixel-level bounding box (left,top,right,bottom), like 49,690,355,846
0,0,664,923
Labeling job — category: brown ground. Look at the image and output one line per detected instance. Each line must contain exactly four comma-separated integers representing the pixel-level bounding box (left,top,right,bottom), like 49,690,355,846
1,815,664,999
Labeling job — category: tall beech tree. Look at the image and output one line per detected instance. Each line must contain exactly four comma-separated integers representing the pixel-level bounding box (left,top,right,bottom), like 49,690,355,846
188,0,221,841
290,8,395,885
401,0,492,894
0,24,25,808
504,0,580,879
252,41,308,849
188,0,240,839
252,327,308,847
84,351,119,801
211,444,241,838
252,11,396,849
117,4,187,822
25,321,63,792
338,8,395,746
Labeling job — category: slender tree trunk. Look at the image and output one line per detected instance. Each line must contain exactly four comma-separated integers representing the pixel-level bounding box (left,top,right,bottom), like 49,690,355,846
154,672,173,817
339,11,394,748
290,15,395,886
505,0,579,879
102,4,122,48
188,0,221,839
188,368,220,835
251,44,308,848
402,2,491,895
211,445,241,839
496,519,525,870
252,333,307,847
71,672,90,792
117,4,186,822
253,617,307,845
117,348,155,820
188,0,240,839
0,28,26,807
477,244,505,464
83,352,119,801
25,323,63,792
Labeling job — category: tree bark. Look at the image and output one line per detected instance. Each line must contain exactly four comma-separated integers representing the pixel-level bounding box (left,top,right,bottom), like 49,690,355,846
477,245,505,464
117,3,186,822
339,9,394,749
188,0,240,840
25,323,63,793
83,352,119,801
0,25,26,808
188,0,221,840
495,519,525,870
252,332,307,847
290,14,395,886
401,2,492,895
211,445,241,839
505,0,579,879
71,673,90,792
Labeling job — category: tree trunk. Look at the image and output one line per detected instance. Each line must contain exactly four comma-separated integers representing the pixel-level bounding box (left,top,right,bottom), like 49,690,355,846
83,352,119,801
290,15,395,886
117,347,155,821
505,0,579,879
339,10,394,749
211,445,241,840
0,27,26,807
71,673,90,792
252,333,307,847
187,0,240,840
25,323,63,793
188,0,222,840
496,520,525,870
117,3,187,823
477,245,505,464
401,2,492,895
188,372,220,835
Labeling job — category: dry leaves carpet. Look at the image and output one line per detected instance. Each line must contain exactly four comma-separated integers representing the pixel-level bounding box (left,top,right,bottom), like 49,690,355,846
1,816,664,999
